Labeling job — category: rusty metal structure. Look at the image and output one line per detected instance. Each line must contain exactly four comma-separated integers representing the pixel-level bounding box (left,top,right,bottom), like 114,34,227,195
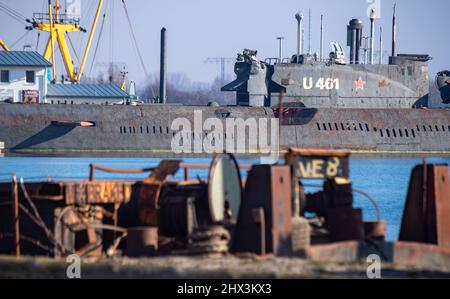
0,156,248,257
0,150,449,269
399,163,450,249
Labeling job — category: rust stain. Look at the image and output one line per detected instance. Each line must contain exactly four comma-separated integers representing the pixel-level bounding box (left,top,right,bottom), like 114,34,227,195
378,79,390,88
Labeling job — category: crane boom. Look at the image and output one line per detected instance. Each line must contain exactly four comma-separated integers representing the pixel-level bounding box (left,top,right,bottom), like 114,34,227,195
78,0,104,81
48,0,56,82
0,39,10,51
32,0,103,82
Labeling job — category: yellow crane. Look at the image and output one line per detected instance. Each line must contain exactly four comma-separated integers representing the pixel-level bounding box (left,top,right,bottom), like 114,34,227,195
0,39,9,51
30,0,103,82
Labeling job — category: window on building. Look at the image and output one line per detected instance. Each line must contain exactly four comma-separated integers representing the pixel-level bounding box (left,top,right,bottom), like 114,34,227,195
0,70,9,83
26,71,35,83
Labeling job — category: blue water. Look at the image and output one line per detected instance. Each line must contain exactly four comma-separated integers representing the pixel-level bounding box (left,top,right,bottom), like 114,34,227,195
1,156,449,241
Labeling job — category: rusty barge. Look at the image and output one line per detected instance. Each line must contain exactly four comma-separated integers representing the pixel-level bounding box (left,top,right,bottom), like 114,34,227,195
0,149,449,277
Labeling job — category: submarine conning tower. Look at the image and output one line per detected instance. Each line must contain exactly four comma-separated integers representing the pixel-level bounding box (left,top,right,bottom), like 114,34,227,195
436,70,450,104
222,17,433,109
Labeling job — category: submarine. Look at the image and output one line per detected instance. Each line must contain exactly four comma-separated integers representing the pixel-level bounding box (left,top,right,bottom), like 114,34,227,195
0,11,449,155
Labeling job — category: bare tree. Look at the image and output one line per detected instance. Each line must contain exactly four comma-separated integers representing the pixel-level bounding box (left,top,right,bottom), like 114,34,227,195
138,72,235,105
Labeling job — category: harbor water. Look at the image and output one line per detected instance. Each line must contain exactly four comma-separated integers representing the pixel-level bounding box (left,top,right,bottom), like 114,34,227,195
1,155,449,241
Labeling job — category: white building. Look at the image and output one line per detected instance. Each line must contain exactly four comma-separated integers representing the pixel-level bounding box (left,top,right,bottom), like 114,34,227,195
0,50,130,104
0,51,51,103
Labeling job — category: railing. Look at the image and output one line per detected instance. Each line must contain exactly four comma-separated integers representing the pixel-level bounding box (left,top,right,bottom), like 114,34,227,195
32,13,80,25
89,163,252,181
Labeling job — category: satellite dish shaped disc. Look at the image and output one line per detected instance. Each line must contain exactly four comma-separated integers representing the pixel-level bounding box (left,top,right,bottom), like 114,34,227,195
208,154,242,222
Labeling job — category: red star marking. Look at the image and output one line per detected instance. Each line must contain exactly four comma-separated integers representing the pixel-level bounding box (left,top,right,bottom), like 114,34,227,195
355,77,366,90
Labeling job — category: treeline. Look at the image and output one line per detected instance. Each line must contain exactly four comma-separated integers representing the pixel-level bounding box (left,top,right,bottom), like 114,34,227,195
138,72,235,105
83,68,235,106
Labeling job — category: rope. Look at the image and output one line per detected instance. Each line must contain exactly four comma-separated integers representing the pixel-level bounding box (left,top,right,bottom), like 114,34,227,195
66,32,81,65
10,31,30,49
0,233,54,253
121,0,149,78
0,2,27,25
19,177,74,255
88,12,107,77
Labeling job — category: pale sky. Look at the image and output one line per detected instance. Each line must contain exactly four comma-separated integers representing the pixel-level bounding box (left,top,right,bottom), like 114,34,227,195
0,0,449,85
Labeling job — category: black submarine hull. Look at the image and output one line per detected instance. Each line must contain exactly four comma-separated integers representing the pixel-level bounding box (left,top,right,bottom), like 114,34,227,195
1,103,450,154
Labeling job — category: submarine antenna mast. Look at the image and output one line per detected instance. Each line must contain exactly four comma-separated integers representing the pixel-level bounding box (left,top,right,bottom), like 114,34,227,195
277,37,285,63
320,14,324,62
379,27,383,64
307,8,312,54
160,27,167,104
369,9,376,64
295,12,304,62
391,3,397,57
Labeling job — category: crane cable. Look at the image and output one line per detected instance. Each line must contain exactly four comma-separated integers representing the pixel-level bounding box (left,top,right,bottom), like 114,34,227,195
0,2,27,25
121,0,155,98
89,12,107,77
10,31,30,49
121,0,148,77
66,32,81,65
